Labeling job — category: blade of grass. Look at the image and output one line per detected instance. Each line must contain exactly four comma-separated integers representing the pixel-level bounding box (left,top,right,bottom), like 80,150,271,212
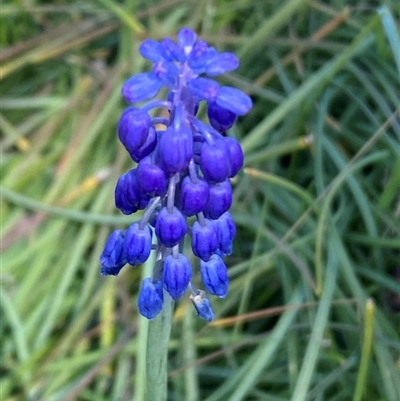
241,15,381,153
353,299,376,401
290,240,338,401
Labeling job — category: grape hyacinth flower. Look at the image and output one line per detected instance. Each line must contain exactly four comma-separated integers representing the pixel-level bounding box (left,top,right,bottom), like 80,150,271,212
100,27,251,321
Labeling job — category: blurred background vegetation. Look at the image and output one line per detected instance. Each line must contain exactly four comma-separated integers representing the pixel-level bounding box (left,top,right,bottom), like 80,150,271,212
1,0,400,400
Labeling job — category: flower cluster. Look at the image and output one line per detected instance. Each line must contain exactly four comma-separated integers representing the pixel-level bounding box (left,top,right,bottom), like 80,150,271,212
100,28,251,321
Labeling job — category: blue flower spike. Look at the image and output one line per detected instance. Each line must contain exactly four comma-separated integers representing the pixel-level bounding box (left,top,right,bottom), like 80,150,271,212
99,27,251,320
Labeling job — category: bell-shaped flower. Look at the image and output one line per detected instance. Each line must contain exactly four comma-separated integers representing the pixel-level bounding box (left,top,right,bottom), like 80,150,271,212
204,179,232,220
123,223,153,266
225,137,244,177
129,127,157,163
215,212,236,256
200,254,229,298
122,72,161,103
200,139,231,183
138,278,164,319
115,169,150,214
100,230,127,276
205,52,239,76
155,207,187,247
163,253,192,299
118,107,151,153
137,156,168,197
216,86,252,116
180,175,209,216
207,102,237,132
191,219,219,261
158,126,192,174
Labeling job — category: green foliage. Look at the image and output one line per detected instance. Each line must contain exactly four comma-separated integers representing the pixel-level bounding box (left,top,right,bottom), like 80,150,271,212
1,1,399,400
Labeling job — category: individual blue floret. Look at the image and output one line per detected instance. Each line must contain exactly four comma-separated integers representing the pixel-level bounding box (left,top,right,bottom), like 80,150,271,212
100,230,127,276
191,219,219,261
180,175,209,216
158,126,193,174
215,212,236,256
137,156,168,197
118,107,151,153
207,102,238,133
115,169,150,215
121,73,161,103
138,278,164,319
155,206,187,247
200,139,231,183
163,253,192,299
204,179,233,220
124,223,153,266
225,137,244,177
200,254,229,298
190,289,214,321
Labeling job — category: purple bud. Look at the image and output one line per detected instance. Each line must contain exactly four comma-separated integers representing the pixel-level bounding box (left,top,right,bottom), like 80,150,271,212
190,290,214,321
216,86,252,116
138,278,164,319
207,102,237,132
158,126,193,174
100,230,127,276
124,223,153,266
139,39,170,62
204,179,232,220
191,219,218,261
180,176,209,216
205,52,239,76
155,206,187,247
215,212,236,256
115,169,150,214
129,127,157,163
200,254,229,298
118,107,151,153
187,78,220,102
177,27,197,53
137,156,167,197
163,253,192,299
200,139,231,183
225,137,244,177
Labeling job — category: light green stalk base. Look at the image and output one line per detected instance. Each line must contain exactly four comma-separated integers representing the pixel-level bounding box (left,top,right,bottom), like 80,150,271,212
146,292,174,401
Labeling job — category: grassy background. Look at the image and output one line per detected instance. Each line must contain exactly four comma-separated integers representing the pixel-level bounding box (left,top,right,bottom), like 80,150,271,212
1,1,400,400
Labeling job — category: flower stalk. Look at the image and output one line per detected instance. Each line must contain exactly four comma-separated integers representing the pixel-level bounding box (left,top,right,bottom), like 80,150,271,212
146,292,174,401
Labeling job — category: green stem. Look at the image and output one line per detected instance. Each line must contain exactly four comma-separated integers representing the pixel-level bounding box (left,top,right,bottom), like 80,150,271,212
146,292,174,401
353,299,375,401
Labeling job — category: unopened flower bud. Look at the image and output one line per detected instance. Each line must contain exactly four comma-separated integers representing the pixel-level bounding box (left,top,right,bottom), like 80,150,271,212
163,254,192,299
138,278,164,319
124,223,152,266
200,254,229,298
